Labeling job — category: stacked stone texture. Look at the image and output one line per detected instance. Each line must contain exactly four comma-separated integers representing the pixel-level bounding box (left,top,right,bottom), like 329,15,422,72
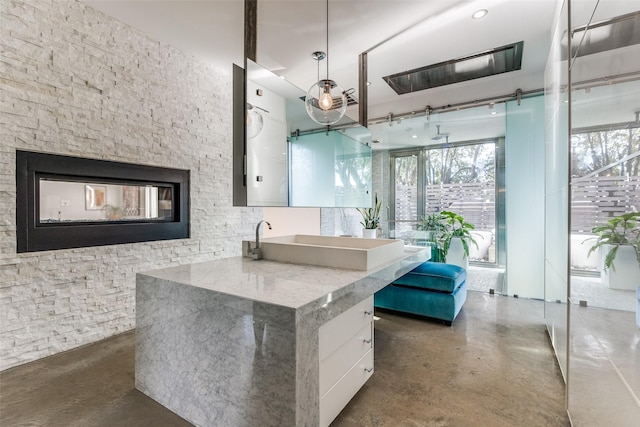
0,0,261,370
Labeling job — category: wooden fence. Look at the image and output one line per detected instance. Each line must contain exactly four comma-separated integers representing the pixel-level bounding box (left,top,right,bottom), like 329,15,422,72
571,175,640,232
395,182,496,231
395,175,639,234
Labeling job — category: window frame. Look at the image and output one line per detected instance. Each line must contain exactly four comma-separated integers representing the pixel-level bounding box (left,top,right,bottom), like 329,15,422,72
389,138,503,267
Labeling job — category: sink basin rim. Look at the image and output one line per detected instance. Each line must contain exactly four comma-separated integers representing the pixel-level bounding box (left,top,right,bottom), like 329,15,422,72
251,235,406,271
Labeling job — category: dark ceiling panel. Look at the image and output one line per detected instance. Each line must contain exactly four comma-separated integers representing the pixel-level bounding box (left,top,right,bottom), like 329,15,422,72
383,41,524,95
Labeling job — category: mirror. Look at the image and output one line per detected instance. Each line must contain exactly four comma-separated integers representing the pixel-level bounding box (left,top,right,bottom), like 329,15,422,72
233,59,372,207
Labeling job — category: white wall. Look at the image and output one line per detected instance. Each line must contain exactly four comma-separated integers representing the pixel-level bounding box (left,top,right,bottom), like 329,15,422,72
0,0,261,370
39,181,123,221
262,208,321,237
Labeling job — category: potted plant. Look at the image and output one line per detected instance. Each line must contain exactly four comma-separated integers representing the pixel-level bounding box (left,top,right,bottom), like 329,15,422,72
440,210,478,269
357,194,382,238
415,210,477,267
588,212,640,290
416,212,447,262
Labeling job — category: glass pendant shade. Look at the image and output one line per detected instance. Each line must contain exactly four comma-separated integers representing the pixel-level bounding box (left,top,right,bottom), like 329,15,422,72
305,79,347,125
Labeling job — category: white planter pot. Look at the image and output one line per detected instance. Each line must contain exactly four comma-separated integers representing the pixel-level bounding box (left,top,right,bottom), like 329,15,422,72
570,234,600,270
445,237,469,270
362,228,377,239
468,230,493,261
601,244,640,291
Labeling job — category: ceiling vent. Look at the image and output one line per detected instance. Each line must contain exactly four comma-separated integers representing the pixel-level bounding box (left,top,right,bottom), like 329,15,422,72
383,41,524,95
345,91,358,106
565,10,640,59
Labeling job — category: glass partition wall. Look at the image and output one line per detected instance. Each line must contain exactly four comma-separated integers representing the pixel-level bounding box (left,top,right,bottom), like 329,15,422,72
368,101,556,298
290,128,372,207
544,0,570,381
567,2,640,424
546,1,640,424
380,99,547,299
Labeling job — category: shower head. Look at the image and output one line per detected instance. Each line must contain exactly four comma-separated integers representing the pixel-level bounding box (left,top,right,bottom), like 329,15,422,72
431,125,448,140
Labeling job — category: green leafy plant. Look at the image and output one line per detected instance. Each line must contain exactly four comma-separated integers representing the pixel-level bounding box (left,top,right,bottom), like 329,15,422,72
357,194,382,229
588,212,640,271
417,212,446,233
440,210,478,259
417,212,448,261
415,210,478,262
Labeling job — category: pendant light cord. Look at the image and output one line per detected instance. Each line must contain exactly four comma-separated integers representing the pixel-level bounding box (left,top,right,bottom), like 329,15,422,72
326,0,329,80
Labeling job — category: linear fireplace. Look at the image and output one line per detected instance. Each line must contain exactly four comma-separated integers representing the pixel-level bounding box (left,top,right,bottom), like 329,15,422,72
16,150,190,253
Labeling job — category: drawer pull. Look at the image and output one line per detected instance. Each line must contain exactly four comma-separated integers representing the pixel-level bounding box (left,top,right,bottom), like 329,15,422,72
364,310,373,316
364,367,373,373
363,338,372,344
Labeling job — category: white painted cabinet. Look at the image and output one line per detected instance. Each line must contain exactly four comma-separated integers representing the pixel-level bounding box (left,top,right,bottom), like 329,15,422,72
319,296,374,427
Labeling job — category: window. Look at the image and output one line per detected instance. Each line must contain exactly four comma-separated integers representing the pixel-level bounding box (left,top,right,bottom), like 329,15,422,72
390,139,499,265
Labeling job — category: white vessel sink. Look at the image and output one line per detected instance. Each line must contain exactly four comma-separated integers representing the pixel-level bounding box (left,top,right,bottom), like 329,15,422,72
244,235,405,270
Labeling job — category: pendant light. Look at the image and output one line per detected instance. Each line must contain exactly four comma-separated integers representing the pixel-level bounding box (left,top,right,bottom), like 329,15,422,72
305,0,347,125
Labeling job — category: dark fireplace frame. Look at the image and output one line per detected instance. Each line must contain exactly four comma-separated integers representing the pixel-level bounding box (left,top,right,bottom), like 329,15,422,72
16,150,190,253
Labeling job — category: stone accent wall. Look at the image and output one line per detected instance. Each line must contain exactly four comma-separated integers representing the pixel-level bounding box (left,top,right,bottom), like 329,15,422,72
0,0,261,370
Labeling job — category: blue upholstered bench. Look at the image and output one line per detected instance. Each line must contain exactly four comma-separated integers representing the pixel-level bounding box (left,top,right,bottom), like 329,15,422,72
374,261,467,326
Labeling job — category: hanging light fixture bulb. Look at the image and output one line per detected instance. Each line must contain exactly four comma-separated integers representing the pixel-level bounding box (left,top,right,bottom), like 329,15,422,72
305,0,347,125
318,82,333,110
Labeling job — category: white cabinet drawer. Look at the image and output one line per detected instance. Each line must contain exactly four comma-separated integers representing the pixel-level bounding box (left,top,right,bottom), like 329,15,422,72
319,349,374,427
319,322,372,396
319,296,374,360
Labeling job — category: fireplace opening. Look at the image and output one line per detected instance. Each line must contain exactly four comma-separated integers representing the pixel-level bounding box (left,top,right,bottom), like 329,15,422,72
17,150,190,253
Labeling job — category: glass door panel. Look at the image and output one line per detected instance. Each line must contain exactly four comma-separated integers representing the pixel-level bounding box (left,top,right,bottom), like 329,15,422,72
390,153,419,242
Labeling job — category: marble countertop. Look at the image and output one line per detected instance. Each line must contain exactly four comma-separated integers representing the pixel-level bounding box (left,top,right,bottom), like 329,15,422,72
137,246,429,310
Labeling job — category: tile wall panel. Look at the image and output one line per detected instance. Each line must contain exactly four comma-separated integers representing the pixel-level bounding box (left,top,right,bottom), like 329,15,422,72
0,0,261,370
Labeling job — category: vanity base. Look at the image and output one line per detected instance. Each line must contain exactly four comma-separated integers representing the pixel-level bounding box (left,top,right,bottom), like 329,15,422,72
135,250,428,426
135,278,297,426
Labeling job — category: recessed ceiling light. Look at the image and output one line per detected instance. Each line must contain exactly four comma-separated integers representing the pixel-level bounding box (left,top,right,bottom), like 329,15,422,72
366,81,372,86
472,9,488,19
411,135,418,139
490,111,497,115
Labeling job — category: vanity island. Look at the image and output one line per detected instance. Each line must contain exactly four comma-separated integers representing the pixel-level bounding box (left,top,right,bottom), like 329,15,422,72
135,245,429,426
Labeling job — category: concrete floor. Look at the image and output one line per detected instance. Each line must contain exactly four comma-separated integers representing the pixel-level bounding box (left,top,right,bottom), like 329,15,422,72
1,291,569,426
567,304,640,426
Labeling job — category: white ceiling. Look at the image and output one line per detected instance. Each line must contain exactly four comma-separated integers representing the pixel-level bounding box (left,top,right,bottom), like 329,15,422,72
80,0,557,112
80,0,639,150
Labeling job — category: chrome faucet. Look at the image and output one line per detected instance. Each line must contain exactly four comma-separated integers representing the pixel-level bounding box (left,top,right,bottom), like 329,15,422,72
247,220,272,260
